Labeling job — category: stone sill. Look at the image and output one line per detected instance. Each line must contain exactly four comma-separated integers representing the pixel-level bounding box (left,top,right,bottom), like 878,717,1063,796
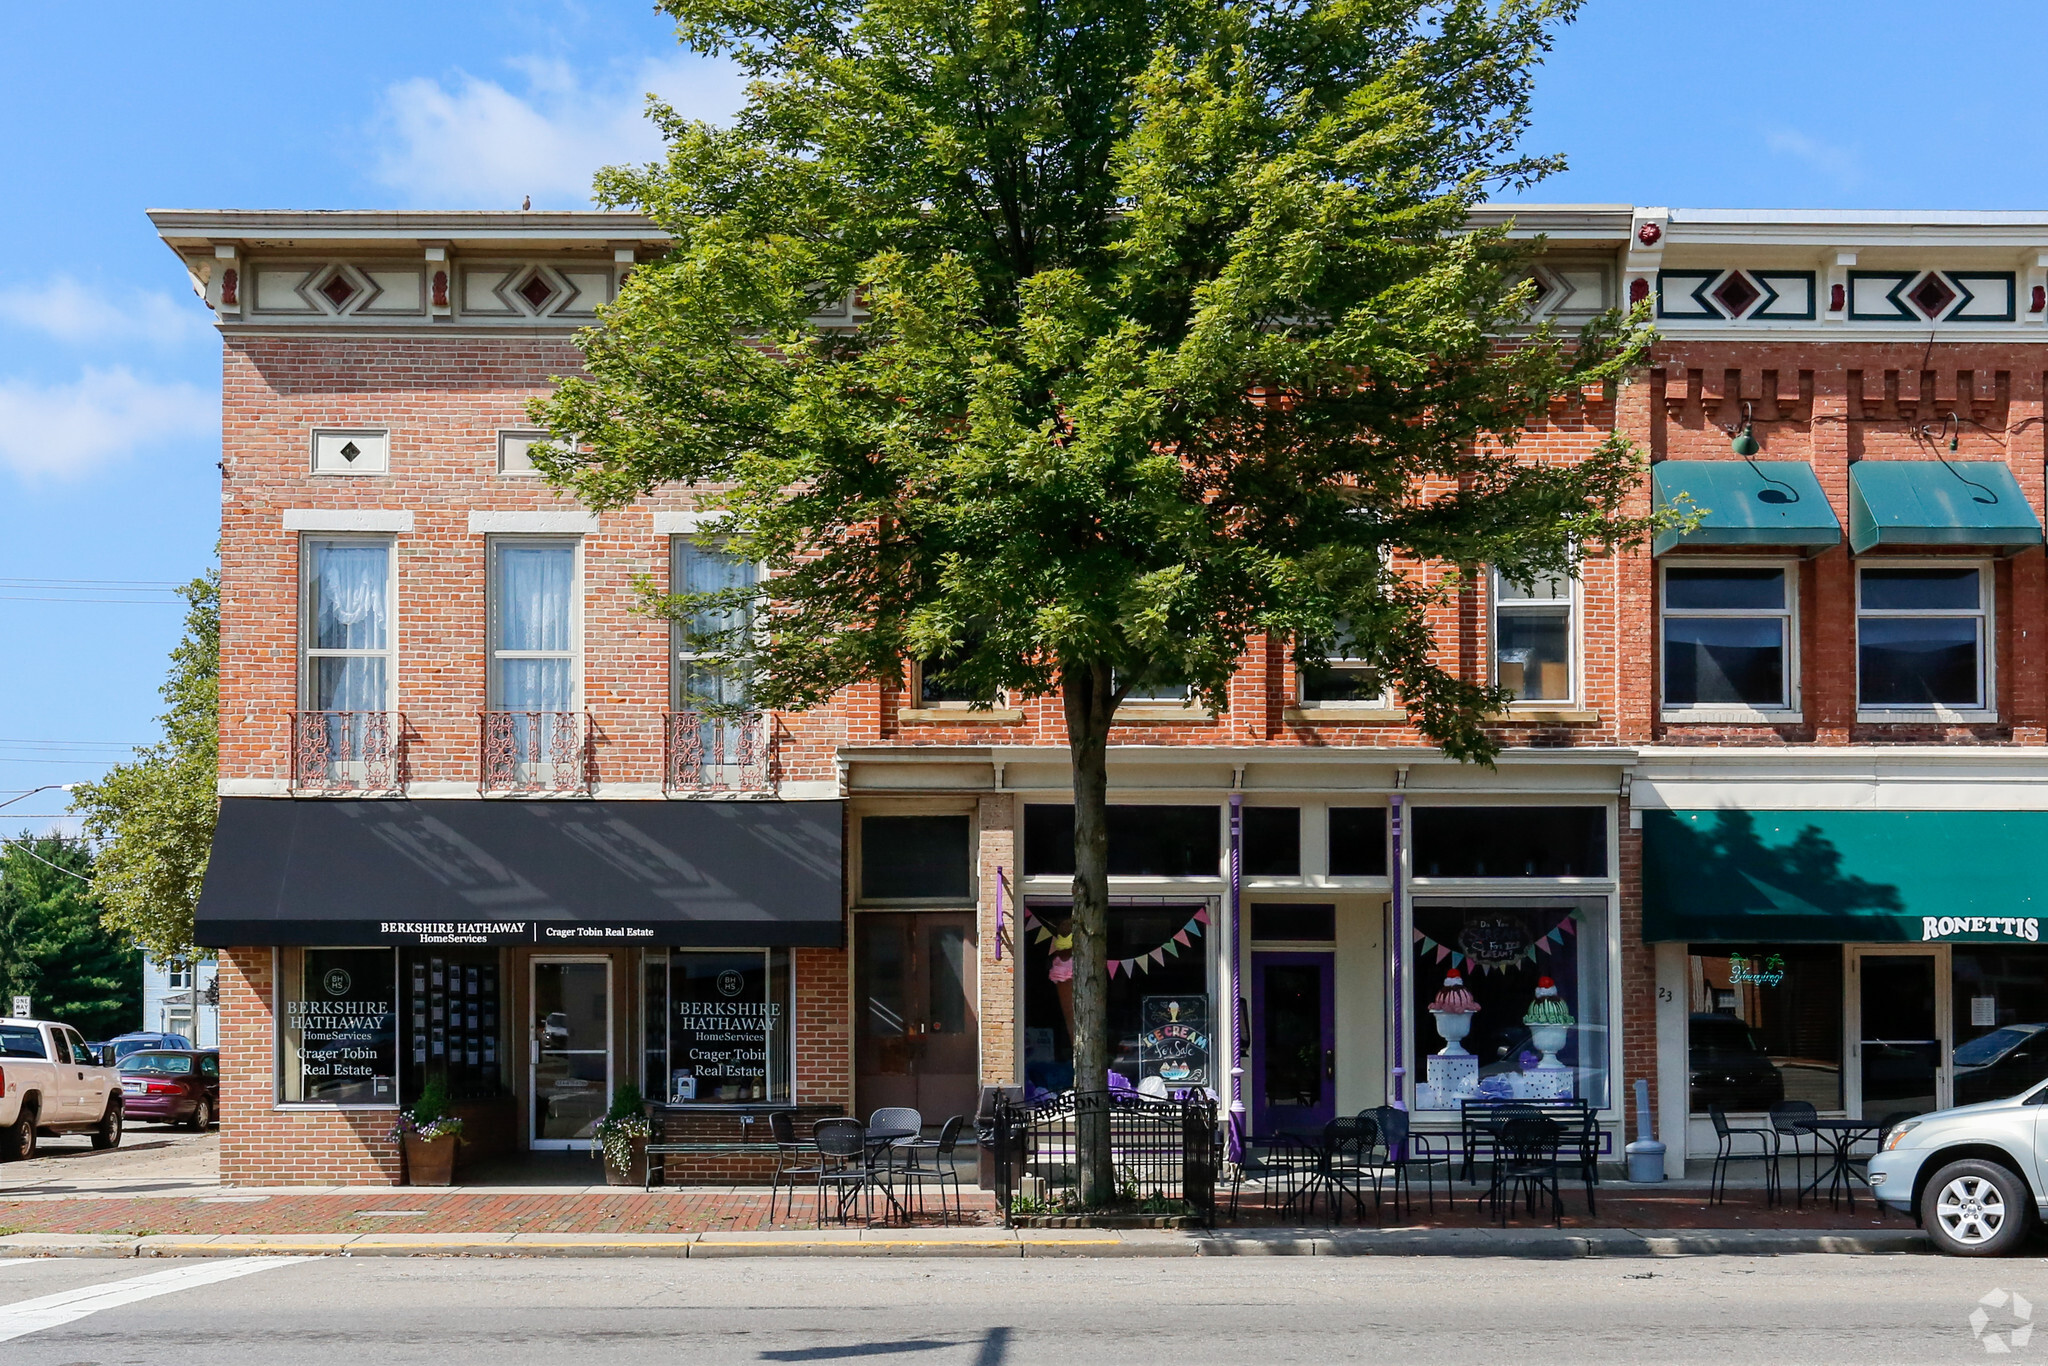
1485,709,1601,724
1661,711,1804,726
1854,711,1998,725
1284,707,1407,723
895,708,1025,723
1114,706,1215,723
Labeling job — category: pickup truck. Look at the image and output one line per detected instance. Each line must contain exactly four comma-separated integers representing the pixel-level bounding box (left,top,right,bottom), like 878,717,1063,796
0,1017,123,1160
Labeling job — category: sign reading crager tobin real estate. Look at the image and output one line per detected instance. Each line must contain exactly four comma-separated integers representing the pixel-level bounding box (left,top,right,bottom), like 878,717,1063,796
287,948,397,1104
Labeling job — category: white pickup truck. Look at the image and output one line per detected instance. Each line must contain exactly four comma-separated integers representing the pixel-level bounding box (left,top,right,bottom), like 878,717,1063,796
0,1018,123,1160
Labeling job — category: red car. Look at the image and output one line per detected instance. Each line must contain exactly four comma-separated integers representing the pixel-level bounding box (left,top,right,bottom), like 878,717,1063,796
116,1050,219,1129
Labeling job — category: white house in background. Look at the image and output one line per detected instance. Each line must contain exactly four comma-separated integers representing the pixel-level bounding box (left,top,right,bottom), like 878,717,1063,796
140,954,217,1046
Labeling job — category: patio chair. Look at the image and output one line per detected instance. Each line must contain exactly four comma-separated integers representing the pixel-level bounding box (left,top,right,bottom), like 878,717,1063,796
1226,1134,1310,1221
813,1117,872,1227
1706,1104,1779,1206
1320,1115,1380,1222
867,1106,923,1193
1768,1101,1818,1207
898,1115,967,1224
1363,1105,1452,1215
1483,1115,1564,1228
768,1108,823,1219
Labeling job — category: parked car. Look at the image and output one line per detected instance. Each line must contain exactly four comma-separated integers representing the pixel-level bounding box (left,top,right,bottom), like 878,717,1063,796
115,1050,219,1130
1688,1013,1786,1112
1869,1081,2048,1255
93,1032,194,1067
0,1017,123,1160
1951,1024,2048,1109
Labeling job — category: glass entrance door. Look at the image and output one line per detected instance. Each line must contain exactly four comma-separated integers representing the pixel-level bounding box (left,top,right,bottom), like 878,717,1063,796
1854,950,1947,1120
855,913,978,1123
531,958,610,1149
1251,951,1335,1136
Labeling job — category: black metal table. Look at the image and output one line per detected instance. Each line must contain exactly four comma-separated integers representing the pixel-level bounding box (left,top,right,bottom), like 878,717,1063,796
863,1126,918,1222
1799,1118,1882,1209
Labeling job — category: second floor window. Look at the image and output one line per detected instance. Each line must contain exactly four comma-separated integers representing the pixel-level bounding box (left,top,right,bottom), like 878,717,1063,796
1299,618,1386,705
1858,564,1988,711
490,539,578,712
1662,565,1794,712
304,538,392,713
673,539,755,710
1493,568,1574,703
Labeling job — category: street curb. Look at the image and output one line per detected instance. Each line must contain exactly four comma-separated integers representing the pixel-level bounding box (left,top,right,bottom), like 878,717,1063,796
0,1226,1930,1259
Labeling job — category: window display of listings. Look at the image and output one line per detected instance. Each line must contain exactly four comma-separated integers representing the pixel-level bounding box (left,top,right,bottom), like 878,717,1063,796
1411,902,1611,1110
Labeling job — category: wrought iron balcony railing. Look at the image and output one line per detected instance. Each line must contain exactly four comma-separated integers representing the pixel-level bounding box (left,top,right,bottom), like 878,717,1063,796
480,710,591,795
291,711,402,794
665,710,770,794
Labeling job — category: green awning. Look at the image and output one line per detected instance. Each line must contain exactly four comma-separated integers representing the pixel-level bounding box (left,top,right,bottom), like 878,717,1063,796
1848,460,2042,553
1644,809,2048,943
1651,461,1842,556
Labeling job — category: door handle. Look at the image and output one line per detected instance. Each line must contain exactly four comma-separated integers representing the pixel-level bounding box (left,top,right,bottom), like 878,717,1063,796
1324,1049,1335,1081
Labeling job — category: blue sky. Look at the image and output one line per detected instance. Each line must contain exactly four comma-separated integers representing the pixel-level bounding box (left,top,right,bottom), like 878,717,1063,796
0,0,2037,839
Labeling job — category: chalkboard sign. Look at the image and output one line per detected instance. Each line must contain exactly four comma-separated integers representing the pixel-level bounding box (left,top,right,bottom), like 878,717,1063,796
1139,995,1211,1087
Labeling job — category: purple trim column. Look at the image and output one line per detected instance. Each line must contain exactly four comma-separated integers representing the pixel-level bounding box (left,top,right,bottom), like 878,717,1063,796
1389,792,1407,1109
1227,793,1245,1161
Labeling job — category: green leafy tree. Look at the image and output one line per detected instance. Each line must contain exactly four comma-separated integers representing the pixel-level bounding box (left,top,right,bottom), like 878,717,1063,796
534,0,1657,1201
70,572,219,961
0,838,140,1039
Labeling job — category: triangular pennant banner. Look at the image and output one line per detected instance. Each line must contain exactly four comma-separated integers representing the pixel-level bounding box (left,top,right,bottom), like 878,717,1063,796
1150,947,1165,965
1434,945,1449,963
1536,936,1553,955
1193,908,1211,925
1107,959,1120,978
1173,930,1192,947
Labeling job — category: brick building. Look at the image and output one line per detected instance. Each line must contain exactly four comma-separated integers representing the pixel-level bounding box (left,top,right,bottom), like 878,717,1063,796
153,204,2048,1188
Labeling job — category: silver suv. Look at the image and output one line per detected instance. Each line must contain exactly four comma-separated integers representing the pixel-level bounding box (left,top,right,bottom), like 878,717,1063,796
1868,1082,2048,1256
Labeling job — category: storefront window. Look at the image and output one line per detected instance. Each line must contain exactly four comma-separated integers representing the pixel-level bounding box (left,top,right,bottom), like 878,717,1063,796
399,948,506,1103
278,947,398,1105
1952,948,2048,1107
1686,944,1842,1114
1411,902,1611,1110
1411,806,1606,879
1023,805,1221,877
1022,902,1212,1094
642,948,792,1105
1241,808,1301,877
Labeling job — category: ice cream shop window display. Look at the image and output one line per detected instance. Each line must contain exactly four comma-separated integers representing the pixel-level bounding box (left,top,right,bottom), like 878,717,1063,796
1020,902,1213,1096
1411,902,1613,1111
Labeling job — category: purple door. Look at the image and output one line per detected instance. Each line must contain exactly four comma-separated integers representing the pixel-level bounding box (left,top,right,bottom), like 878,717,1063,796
1252,951,1336,1136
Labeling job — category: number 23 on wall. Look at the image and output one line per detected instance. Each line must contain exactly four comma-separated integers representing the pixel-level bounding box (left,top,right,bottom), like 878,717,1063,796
1657,987,1674,1003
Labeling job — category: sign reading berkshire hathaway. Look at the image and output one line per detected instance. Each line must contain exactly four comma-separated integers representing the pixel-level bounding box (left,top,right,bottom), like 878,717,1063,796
669,956,780,1104
290,948,396,1103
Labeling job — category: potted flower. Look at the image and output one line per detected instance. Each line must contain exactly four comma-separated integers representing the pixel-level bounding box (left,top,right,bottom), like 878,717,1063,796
592,1083,652,1186
389,1076,464,1186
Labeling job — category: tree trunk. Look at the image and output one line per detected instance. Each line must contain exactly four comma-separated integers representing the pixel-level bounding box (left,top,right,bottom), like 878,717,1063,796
1062,661,1116,1205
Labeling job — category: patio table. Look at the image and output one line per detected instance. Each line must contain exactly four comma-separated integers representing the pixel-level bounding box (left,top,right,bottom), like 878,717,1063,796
1798,1117,1883,1210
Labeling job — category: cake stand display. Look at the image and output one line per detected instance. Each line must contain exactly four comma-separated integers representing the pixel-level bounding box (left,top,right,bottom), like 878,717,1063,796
1418,967,1481,1110
1517,975,1575,1100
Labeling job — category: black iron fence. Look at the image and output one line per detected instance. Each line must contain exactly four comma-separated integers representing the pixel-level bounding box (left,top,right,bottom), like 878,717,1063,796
991,1089,1218,1226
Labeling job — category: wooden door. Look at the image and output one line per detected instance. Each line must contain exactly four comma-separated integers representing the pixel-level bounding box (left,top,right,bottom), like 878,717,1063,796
855,913,979,1126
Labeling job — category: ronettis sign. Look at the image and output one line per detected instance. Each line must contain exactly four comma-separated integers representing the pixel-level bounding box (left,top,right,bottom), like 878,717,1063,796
1922,916,2041,943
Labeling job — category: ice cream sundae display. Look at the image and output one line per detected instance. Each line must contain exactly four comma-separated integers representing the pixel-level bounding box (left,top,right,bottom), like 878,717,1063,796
1418,967,1482,1109
1519,976,1575,1098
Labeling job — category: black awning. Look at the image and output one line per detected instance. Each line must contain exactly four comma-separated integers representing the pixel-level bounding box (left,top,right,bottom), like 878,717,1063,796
197,797,844,948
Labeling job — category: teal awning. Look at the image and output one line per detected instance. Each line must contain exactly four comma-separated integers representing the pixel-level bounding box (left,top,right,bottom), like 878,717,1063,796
1644,809,2048,943
1848,460,2042,554
1651,461,1842,556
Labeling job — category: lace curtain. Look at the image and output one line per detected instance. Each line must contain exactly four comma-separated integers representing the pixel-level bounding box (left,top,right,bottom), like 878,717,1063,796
494,542,575,711
311,544,389,713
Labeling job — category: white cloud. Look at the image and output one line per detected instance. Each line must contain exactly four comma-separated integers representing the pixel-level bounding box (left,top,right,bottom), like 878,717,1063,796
0,277,204,347
1764,129,1861,189
0,367,215,479
371,54,746,209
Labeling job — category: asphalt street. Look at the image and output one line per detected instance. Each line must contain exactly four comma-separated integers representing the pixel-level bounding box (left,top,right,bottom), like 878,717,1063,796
0,1253,2035,1364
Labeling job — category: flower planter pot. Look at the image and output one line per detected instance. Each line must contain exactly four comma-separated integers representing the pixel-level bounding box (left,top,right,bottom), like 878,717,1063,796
603,1135,650,1187
404,1132,459,1187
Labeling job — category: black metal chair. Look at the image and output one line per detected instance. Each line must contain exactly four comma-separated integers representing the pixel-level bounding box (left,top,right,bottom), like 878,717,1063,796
768,1109,821,1220
898,1115,967,1223
1362,1105,1451,1215
813,1118,872,1227
1227,1134,1311,1220
1483,1115,1564,1228
1706,1104,1779,1205
1319,1115,1380,1222
1768,1101,1818,1207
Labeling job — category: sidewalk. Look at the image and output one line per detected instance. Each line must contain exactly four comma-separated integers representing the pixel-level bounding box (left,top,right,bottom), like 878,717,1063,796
0,1174,1930,1258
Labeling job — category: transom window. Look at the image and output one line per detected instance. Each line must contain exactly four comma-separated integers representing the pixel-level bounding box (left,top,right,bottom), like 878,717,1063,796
672,539,756,710
303,538,393,713
1857,564,1989,711
1661,565,1794,711
489,538,579,711
1115,668,1192,704
1492,568,1574,703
